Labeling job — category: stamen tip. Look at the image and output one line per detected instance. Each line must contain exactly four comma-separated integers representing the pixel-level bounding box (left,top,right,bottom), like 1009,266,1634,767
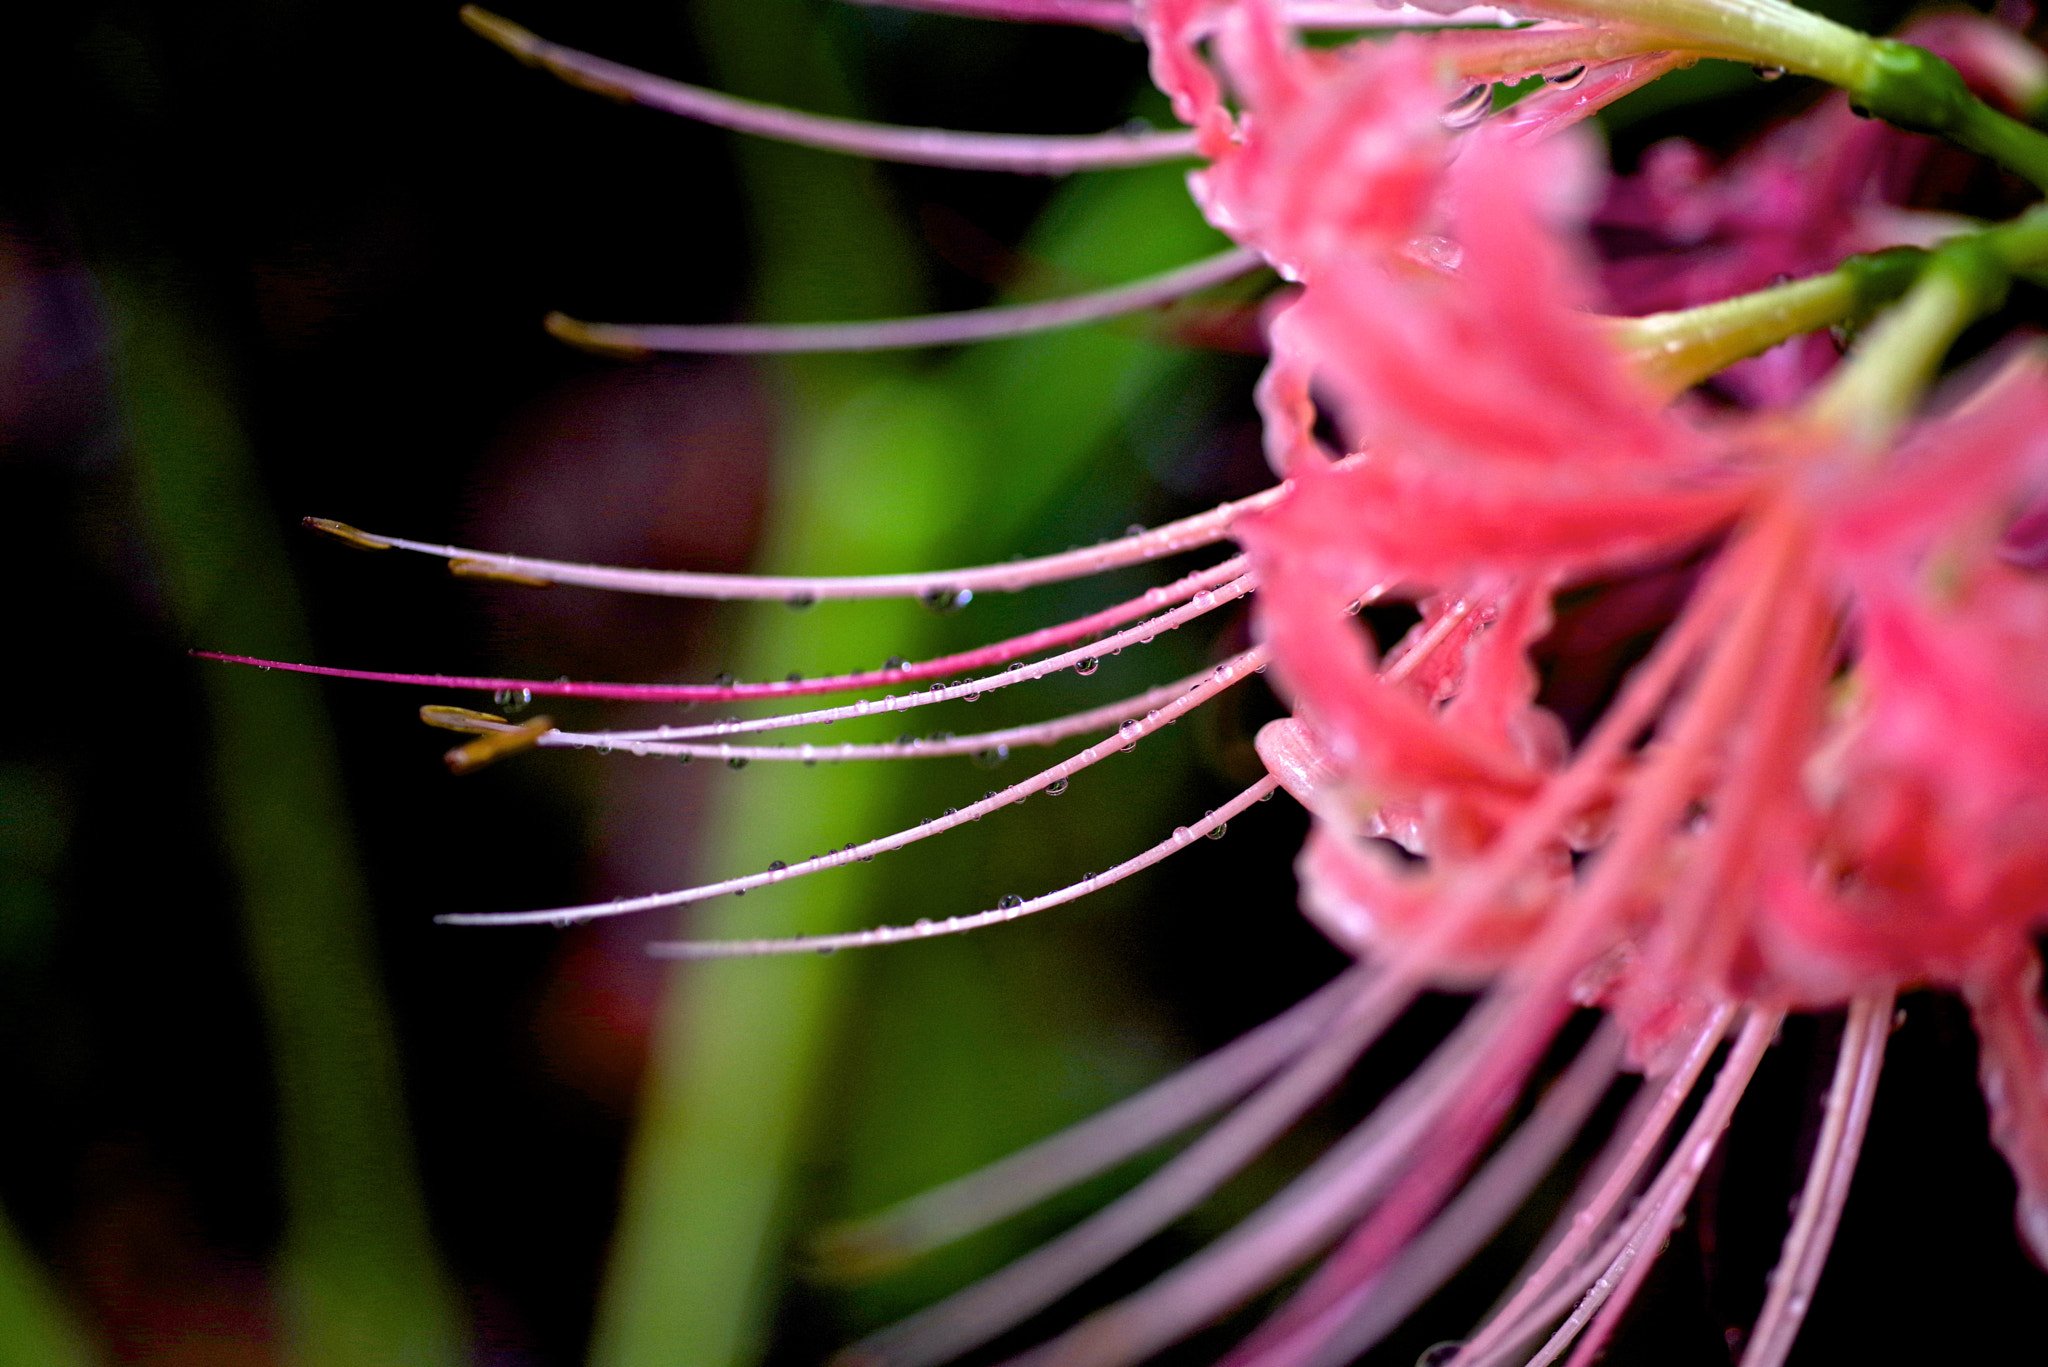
449,557,554,588
302,516,392,551
421,704,511,733
459,6,539,62
445,716,554,773
546,312,650,358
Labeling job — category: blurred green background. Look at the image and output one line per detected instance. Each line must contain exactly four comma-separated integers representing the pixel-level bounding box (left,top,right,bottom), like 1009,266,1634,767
2,2,2041,1366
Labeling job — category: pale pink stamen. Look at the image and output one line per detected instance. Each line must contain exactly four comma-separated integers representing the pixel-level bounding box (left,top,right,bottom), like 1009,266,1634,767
1451,1004,1736,1365
820,965,1375,1275
435,644,1266,926
202,553,1252,705
1460,1009,1781,1367
310,490,1278,600
548,247,1261,354
1736,991,1892,1367
647,772,1279,956
542,669,1215,762
834,958,1414,1367
463,6,1201,172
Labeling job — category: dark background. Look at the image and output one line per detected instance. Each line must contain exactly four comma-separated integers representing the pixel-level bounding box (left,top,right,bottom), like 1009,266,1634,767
2,0,2042,1364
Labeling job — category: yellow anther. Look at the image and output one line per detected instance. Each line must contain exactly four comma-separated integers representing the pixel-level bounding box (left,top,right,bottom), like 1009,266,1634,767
420,704,511,733
302,517,393,551
449,558,554,588
444,716,554,774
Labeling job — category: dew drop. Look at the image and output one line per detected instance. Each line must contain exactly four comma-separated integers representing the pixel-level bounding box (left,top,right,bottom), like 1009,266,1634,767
1118,719,1143,751
1546,64,1587,88
997,894,1024,910
785,591,817,611
883,656,907,672
1172,826,1193,844
1006,662,1025,672
1076,656,1100,676
493,687,534,713
676,753,694,766
927,731,953,743
914,917,934,930
1258,787,1275,801
943,807,959,819
920,586,971,614
1441,84,1491,128
1206,812,1228,839
785,671,804,684
1192,589,1215,608
1046,778,1069,796
973,745,1011,768
713,671,737,689
1126,523,1146,537
897,734,918,747
1754,64,1785,80
816,945,838,955
726,756,749,770
768,860,788,876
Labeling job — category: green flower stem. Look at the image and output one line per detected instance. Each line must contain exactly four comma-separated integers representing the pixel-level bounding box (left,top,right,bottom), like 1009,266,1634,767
115,277,467,1367
0,1206,96,1367
1849,40,2048,194
1544,0,1881,85
1809,236,2009,443
1608,246,1924,395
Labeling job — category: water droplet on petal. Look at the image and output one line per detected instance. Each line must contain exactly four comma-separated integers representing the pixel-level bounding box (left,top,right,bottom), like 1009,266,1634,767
1754,64,1785,80
1076,656,1100,676
713,671,737,689
785,671,804,684
1546,64,1587,88
973,745,1011,768
1441,85,1491,128
768,860,788,876
493,687,534,713
884,656,907,672
914,917,933,930
920,586,971,614
726,756,749,770
997,893,1024,910
1205,811,1227,839
1118,720,1142,751
676,753,694,766
1046,778,1069,796
785,591,817,611
1172,826,1193,844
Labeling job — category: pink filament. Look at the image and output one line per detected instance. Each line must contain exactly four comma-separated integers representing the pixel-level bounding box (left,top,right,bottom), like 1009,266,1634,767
550,248,1261,353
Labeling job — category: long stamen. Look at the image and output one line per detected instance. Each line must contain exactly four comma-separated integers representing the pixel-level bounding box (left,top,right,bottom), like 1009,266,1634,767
438,644,1266,926
1452,1004,1734,1365
1736,992,1893,1367
818,965,1375,1279
648,772,1279,956
842,964,1420,1367
1460,1009,1782,1367
547,247,1263,355
1248,1023,1627,1367
537,574,1257,744
543,670,1215,762
462,6,1200,172
201,554,1253,705
299,491,1277,599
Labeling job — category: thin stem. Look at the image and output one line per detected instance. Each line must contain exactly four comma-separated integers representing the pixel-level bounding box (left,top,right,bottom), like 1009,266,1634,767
297,489,1278,600
548,247,1263,354
1737,992,1893,1367
649,774,1280,957
436,644,1266,926
816,965,1372,1279
462,6,1199,172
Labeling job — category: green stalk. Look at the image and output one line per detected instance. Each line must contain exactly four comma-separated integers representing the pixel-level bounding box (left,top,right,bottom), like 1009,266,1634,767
116,277,467,1367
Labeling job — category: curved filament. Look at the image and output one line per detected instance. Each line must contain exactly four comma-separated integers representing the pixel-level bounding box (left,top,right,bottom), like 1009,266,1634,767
545,669,1216,762
299,490,1278,601
462,6,1200,172
647,773,1279,956
437,644,1266,926
200,553,1251,705
548,247,1262,355
1736,992,1892,1367
818,965,1373,1278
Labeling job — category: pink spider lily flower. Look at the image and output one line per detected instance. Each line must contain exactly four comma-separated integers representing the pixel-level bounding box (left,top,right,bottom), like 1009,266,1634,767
202,0,2048,1364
